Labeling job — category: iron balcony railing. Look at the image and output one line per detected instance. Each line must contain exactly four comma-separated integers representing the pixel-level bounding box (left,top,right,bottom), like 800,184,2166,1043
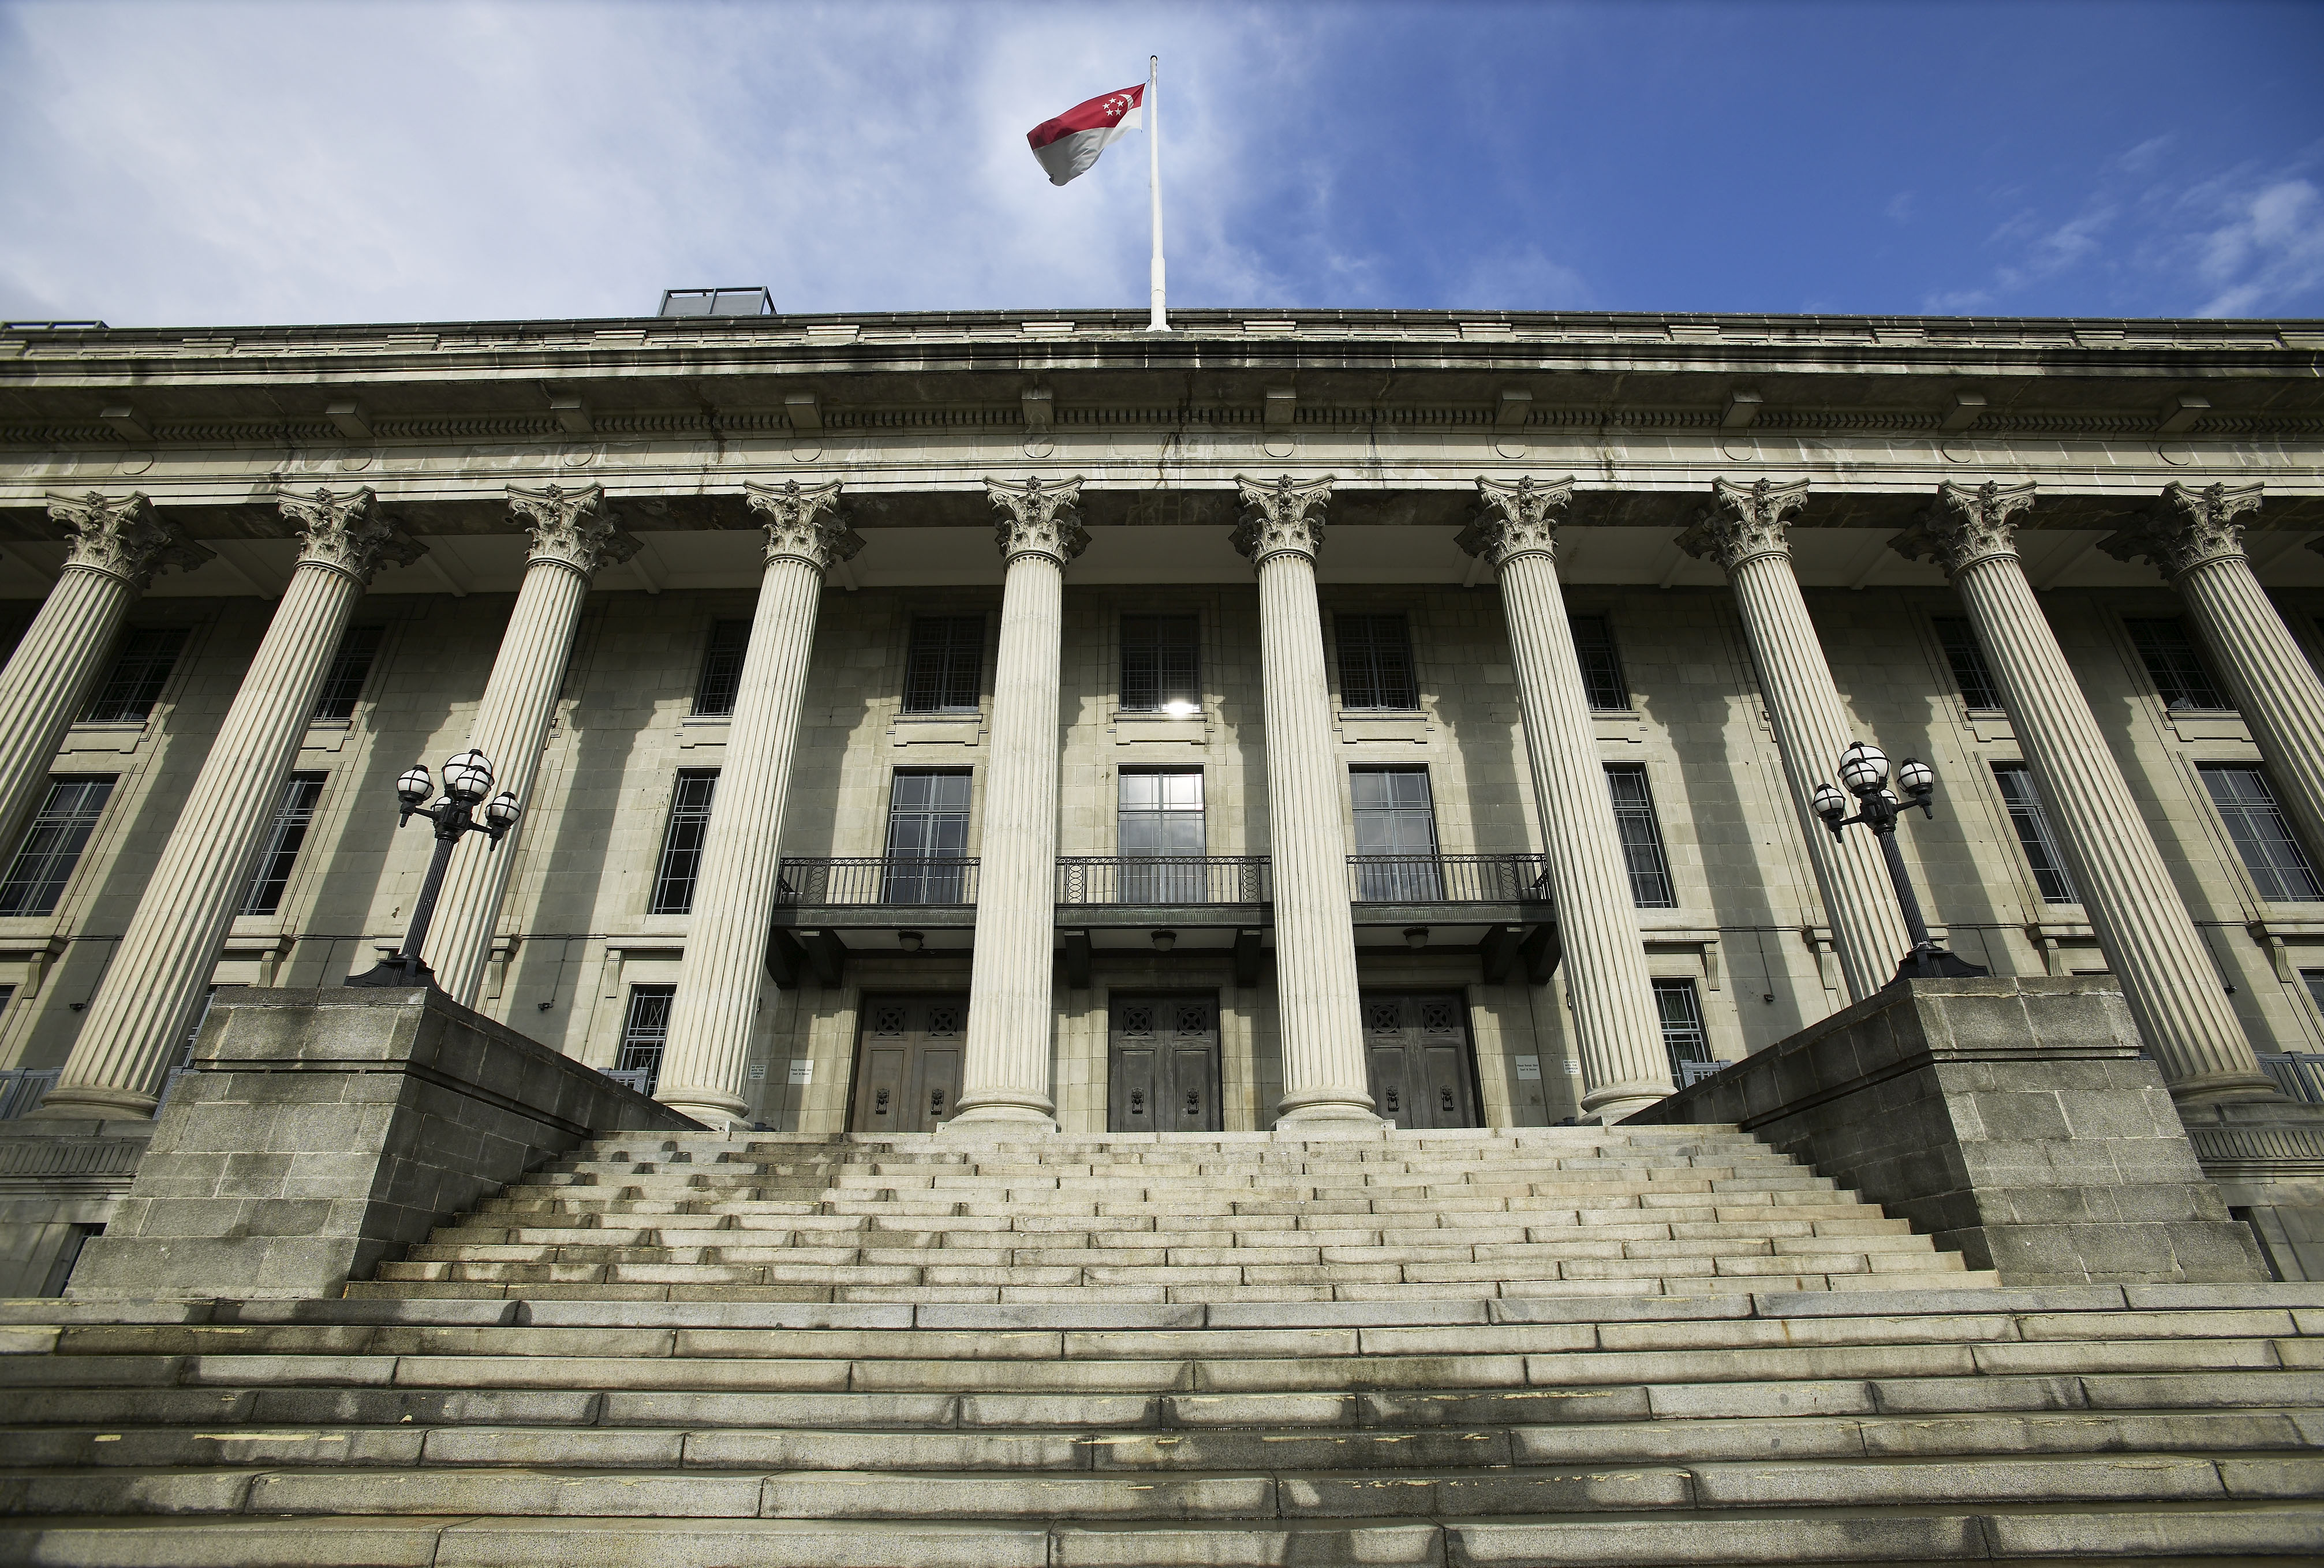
2259,1051,2324,1105
0,1065,197,1121
1057,856,1272,906
776,856,980,908
1347,854,1555,904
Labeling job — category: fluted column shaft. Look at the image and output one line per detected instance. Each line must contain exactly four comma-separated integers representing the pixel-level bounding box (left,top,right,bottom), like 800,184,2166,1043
1680,480,1912,1000
431,487,635,1006
1467,478,1671,1121
655,482,857,1132
1904,481,2272,1103
950,477,1084,1131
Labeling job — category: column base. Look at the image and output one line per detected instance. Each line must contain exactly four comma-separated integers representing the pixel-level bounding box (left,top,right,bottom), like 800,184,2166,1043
2167,1070,2285,1106
1579,1080,1672,1125
27,1086,158,1122
939,1100,1059,1136
655,1085,749,1135
1273,1086,1381,1132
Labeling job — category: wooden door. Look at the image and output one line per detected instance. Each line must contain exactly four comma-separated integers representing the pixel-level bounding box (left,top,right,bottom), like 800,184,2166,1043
1109,994,1221,1133
1362,991,1479,1129
851,995,968,1133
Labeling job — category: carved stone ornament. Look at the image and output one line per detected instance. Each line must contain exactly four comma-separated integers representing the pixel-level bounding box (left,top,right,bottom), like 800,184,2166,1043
44,491,215,589
1674,477,1809,572
1460,475,1576,568
744,479,862,573
1231,474,1335,566
2099,481,2264,580
1890,480,2038,578
984,475,1090,566
279,486,428,586
506,483,641,577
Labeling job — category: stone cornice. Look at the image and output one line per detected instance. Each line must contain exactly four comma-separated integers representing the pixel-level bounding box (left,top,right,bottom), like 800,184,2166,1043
278,486,427,586
984,476,1089,567
43,491,214,588
1232,474,1335,567
744,479,861,574
1460,476,1575,569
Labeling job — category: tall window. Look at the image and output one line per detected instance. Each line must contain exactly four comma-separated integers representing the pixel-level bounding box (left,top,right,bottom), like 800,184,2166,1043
1568,615,1630,711
81,627,186,724
883,770,973,904
1119,769,1204,901
240,772,327,915
312,627,383,722
1653,978,1712,1083
0,777,115,917
1335,614,1419,711
2128,619,2228,711
692,620,751,717
1120,615,1200,712
1606,764,1677,908
1934,618,2003,710
617,985,675,1095
1351,766,1441,899
2201,765,2323,903
649,770,719,914
1992,764,2078,904
903,616,985,713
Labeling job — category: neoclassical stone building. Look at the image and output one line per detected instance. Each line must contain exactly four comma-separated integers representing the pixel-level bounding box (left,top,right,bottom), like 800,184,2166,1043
2,306,2321,1288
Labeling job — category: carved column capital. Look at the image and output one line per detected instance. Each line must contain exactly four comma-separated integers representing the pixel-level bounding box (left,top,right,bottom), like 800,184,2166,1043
1460,476,1575,568
278,486,427,586
1890,479,2039,577
1231,474,1334,566
744,479,862,573
2100,481,2265,579
44,491,214,589
1675,477,1809,572
985,475,1089,566
506,484,641,577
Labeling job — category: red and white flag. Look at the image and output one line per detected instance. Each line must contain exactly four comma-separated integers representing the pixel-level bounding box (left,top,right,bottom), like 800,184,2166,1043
1025,84,1144,186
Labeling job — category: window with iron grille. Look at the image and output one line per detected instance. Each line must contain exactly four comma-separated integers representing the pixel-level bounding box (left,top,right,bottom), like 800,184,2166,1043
311,626,383,722
903,616,985,713
2303,970,2324,1015
1653,978,1712,1082
2128,619,2228,710
80,627,186,724
618,985,675,1095
1351,766,1441,899
1568,615,1630,711
0,776,115,916
240,773,326,916
1120,615,1200,712
1606,764,1677,908
649,771,720,914
2200,765,2322,903
883,770,973,904
1934,618,2003,710
692,620,751,717
1992,764,2078,904
1335,614,1419,711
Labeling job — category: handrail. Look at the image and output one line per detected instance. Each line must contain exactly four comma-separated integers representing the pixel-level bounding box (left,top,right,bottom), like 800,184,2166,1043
1057,856,1272,905
1347,854,1555,904
775,856,980,907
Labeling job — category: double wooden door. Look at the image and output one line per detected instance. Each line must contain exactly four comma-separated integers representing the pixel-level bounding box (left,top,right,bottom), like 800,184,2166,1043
851,994,967,1133
1109,994,1221,1133
1362,991,1479,1129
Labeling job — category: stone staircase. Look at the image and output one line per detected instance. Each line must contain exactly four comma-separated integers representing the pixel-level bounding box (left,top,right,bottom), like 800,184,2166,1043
2,1125,2321,1564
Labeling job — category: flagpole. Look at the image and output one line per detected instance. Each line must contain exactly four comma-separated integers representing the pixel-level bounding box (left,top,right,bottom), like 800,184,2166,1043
1146,54,1167,332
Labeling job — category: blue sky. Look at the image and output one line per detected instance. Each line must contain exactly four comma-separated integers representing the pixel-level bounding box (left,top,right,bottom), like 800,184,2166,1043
2,0,2319,327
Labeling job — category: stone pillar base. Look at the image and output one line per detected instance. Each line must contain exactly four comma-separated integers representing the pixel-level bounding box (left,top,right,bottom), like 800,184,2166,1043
27,1084,160,1122
1628,975,2269,1286
940,1102,1060,1136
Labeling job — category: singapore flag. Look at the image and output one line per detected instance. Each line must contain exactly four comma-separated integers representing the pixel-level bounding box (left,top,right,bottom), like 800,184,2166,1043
1025,84,1144,186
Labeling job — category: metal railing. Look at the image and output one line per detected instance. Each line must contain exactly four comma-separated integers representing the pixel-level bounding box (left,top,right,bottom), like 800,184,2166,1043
0,1069,59,1120
776,856,980,908
1058,856,1272,906
1347,854,1554,904
2259,1051,2324,1105
1674,1058,1725,1088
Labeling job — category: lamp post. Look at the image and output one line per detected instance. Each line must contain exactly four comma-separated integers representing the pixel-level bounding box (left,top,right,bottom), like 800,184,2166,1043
1812,740,1988,983
347,748,521,989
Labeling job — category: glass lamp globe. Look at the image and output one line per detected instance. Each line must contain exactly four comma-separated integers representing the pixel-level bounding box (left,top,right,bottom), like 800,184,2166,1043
443,749,495,802
1812,783,1850,822
483,791,521,832
1838,741,1889,796
395,765,433,807
1897,757,1936,797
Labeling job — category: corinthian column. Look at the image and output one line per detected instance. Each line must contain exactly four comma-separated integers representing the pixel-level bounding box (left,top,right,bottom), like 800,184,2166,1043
430,485,638,1007
1895,481,2273,1103
2102,482,2324,855
946,476,1085,1132
36,489,423,1119
0,494,211,845
655,481,859,1131
1678,478,1912,1001
1464,478,1671,1121
1236,475,1377,1128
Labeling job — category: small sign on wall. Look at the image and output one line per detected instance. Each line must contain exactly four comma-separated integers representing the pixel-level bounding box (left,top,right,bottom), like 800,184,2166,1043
1513,1054,1541,1081
746,1061,767,1081
789,1059,814,1085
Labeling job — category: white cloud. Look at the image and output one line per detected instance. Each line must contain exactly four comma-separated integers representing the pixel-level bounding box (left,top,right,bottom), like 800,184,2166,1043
2190,178,2324,317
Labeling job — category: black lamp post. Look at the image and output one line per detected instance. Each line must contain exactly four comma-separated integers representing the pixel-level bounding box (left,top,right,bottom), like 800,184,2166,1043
1813,740,1989,983
346,747,521,989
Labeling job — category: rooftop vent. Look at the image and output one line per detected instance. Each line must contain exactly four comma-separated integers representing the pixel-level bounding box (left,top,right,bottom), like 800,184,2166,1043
659,287,774,319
